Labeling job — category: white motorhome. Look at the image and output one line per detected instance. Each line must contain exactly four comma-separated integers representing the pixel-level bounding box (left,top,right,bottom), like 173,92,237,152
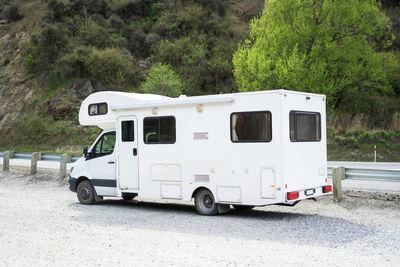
69,90,332,215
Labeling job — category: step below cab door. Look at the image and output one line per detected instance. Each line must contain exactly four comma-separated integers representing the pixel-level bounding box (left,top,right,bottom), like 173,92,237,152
117,116,139,189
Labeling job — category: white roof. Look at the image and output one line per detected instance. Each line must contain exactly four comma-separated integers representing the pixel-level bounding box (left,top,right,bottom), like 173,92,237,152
79,90,325,129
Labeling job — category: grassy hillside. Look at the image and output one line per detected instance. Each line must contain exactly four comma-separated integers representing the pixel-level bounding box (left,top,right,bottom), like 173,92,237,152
0,0,399,161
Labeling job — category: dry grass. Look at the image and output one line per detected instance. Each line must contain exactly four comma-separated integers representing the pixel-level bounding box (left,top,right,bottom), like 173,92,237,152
328,112,400,131
392,112,400,131
328,113,368,131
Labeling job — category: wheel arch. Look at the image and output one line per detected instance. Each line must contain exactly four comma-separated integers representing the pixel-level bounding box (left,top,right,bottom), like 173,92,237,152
191,186,213,199
76,176,91,187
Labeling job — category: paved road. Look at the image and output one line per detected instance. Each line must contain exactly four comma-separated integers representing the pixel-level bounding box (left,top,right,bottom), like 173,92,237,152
0,170,399,266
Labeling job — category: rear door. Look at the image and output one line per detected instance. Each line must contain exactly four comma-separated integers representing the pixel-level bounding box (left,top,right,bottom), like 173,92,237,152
282,93,327,193
117,116,139,189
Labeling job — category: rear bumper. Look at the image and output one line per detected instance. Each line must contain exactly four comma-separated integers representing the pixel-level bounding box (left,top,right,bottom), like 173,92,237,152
286,185,332,202
68,177,77,192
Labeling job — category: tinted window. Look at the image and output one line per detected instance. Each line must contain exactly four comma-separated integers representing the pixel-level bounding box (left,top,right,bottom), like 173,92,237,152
144,116,176,144
93,131,116,156
290,111,321,142
89,103,107,116
121,121,134,142
231,111,272,142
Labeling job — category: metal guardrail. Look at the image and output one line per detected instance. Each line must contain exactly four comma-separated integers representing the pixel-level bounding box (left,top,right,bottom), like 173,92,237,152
328,167,400,182
1,151,400,182
0,151,81,162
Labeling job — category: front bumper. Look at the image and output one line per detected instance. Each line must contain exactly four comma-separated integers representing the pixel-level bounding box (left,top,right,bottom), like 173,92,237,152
68,177,77,192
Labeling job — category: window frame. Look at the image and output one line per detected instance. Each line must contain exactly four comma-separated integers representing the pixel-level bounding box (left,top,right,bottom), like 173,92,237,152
289,110,321,142
230,111,273,143
121,120,135,142
143,116,176,145
89,131,116,159
88,102,108,116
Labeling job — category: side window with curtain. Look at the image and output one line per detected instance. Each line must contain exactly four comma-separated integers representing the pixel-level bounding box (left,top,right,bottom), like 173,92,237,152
231,111,272,142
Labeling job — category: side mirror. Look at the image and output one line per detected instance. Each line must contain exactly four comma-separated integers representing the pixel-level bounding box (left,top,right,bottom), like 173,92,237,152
83,146,88,158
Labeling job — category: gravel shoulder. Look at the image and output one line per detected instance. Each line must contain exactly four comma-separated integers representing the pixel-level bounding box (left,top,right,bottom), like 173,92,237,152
0,169,400,266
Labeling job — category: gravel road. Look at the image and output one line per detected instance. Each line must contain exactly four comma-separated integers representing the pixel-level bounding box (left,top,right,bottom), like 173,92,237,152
1,169,400,266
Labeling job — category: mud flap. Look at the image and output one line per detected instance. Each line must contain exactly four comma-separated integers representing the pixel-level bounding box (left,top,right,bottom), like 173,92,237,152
218,204,231,214
93,187,103,202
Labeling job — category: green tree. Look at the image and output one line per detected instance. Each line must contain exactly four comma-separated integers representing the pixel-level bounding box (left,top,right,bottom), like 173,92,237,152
233,0,400,111
141,63,183,97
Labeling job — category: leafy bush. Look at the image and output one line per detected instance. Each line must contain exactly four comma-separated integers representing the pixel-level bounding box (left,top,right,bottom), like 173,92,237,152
53,46,90,79
3,57,10,66
1,4,23,22
141,63,183,97
26,53,36,73
27,0,253,95
84,47,137,89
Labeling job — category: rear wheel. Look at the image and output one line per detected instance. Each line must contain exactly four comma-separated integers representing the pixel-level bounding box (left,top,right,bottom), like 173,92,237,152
77,180,96,205
232,205,254,211
194,189,218,216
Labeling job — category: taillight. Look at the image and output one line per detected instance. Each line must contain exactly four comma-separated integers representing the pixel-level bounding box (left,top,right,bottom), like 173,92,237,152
287,191,299,200
323,185,332,193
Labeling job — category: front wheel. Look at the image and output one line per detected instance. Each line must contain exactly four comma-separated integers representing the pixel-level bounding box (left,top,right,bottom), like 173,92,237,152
77,180,96,205
194,189,218,216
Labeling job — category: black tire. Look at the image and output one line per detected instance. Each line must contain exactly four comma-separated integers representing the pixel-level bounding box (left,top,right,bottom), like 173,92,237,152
194,189,218,216
77,180,96,205
232,205,255,211
122,194,135,201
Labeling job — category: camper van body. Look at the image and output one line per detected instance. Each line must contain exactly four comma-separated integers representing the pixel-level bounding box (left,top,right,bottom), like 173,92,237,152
69,90,331,214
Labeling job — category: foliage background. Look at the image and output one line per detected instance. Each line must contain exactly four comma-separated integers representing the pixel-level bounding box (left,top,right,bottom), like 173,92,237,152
0,0,399,160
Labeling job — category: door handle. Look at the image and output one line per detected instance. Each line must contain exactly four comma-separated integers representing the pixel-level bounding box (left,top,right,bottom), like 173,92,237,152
133,148,137,156
108,161,115,164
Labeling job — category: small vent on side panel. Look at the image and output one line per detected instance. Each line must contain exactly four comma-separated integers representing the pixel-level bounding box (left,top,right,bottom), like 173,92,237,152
193,132,209,140
194,174,209,182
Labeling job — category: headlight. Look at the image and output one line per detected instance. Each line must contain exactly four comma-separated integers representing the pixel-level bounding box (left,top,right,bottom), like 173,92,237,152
70,166,74,173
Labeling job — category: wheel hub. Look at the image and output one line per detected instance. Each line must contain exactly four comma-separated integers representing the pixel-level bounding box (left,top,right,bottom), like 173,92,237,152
79,187,91,201
203,195,213,209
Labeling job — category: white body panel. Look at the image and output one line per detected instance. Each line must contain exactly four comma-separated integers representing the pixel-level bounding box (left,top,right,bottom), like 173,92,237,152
71,90,330,206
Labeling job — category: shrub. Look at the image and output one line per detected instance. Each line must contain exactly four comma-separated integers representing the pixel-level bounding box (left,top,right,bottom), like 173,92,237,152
26,53,36,73
52,46,90,79
141,63,183,97
84,47,137,89
3,57,10,66
1,4,23,22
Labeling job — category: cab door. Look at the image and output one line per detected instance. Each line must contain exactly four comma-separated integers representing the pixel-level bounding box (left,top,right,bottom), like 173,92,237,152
117,116,139,189
88,131,117,195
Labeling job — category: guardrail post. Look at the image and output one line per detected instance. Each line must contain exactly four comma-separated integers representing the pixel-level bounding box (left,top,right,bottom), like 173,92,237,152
9,151,14,159
332,167,344,203
66,154,72,163
338,166,345,180
59,154,68,179
3,151,10,171
30,152,40,175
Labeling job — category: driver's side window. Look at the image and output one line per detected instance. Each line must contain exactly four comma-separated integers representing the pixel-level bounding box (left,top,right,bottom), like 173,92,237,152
92,131,116,158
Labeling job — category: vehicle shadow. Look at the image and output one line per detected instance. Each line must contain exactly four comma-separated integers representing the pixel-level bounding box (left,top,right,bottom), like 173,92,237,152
68,198,374,247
